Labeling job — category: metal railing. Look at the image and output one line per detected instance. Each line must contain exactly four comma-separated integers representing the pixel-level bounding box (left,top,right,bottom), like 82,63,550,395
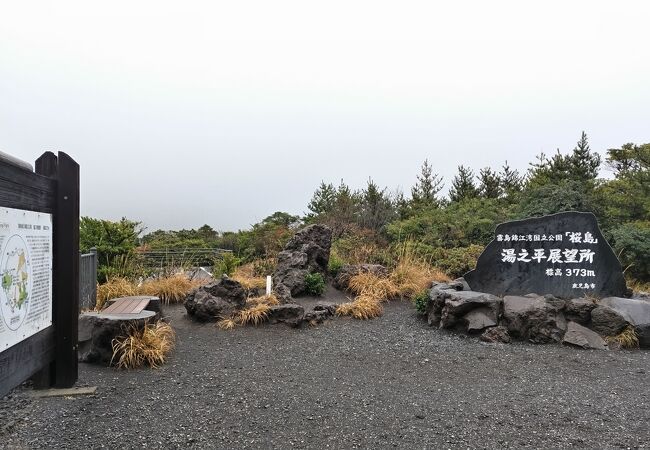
138,248,232,268
79,248,98,311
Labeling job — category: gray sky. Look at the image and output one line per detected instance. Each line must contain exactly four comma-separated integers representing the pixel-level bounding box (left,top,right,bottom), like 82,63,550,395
1,1,649,233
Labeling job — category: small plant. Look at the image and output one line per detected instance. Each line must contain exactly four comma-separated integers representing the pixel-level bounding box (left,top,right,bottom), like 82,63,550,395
304,272,326,296
217,318,237,330
328,252,344,276
111,320,176,369
413,290,429,315
606,325,640,349
214,252,241,277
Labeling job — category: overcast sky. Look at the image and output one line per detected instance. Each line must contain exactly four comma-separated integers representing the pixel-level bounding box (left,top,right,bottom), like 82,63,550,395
1,1,649,233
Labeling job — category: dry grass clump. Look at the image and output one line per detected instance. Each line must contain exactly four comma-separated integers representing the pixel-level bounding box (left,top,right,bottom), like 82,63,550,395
336,295,383,320
232,263,267,290
235,303,271,326
606,325,640,349
216,294,279,329
111,320,176,369
246,293,280,306
96,274,201,310
96,277,138,310
339,252,448,321
140,275,201,305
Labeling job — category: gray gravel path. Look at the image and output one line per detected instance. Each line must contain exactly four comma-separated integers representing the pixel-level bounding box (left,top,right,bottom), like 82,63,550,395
2,300,650,449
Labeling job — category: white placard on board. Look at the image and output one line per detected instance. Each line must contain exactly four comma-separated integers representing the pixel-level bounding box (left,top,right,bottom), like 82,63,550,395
0,207,53,352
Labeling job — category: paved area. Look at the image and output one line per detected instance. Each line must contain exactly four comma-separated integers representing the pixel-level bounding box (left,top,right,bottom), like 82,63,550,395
2,300,650,449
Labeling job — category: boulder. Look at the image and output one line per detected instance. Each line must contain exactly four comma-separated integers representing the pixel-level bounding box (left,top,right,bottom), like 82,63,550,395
426,288,502,330
267,304,305,327
564,297,596,325
304,309,333,324
333,264,388,291
480,326,511,344
503,295,567,344
463,307,498,332
273,224,332,302
598,297,650,347
590,305,627,337
562,321,608,350
184,277,246,322
78,310,157,365
313,301,338,315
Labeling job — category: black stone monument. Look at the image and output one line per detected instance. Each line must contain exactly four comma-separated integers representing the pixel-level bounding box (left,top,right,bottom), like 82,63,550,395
464,212,627,298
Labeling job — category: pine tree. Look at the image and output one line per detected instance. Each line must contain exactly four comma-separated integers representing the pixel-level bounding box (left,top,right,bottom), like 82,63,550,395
478,167,502,199
410,159,443,208
360,178,395,231
500,161,523,196
307,181,337,218
448,165,479,202
569,131,600,181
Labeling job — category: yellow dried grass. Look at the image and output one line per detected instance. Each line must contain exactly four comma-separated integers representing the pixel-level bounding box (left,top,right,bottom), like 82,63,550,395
336,295,383,320
606,325,640,349
217,318,238,330
235,303,271,326
96,278,138,310
246,293,280,306
140,275,201,305
96,275,201,310
232,263,267,290
111,320,176,369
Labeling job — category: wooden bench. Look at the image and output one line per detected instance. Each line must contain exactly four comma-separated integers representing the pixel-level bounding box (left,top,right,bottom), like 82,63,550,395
103,296,151,314
78,296,162,365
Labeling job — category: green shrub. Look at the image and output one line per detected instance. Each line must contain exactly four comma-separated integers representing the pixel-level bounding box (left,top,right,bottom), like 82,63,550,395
413,290,429,315
430,245,483,278
304,272,326,296
328,252,344,276
610,221,650,282
214,252,242,277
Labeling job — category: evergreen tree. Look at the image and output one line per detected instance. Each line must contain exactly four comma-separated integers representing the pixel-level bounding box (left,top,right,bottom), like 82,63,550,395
411,159,443,208
448,165,479,202
500,161,523,196
360,178,396,232
306,181,337,218
569,131,600,181
478,167,502,199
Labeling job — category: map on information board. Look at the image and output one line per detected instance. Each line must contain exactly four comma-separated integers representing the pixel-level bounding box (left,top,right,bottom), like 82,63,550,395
0,207,53,352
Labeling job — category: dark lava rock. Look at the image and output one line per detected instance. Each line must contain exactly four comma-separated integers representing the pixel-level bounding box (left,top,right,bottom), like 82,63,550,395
503,295,567,344
463,307,498,332
590,305,628,337
304,309,332,324
267,304,305,327
273,224,332,302
426,287,502,331
480,326,511,344
333,264,388,291
564,297,597,325
78,310,158,365
184,277,246,322
313,301,338,315
562,321,608,350
465,212,627,298
598,297,650,348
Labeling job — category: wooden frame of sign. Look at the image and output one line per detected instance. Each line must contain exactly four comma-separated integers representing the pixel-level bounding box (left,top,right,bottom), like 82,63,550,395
0,151,79,396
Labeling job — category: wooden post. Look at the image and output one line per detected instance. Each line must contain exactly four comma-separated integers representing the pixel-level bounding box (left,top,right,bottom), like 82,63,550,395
53,152,79,388
32,152,58,388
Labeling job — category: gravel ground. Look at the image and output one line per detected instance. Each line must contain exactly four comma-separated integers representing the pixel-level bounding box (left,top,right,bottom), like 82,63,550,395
2,298,650,449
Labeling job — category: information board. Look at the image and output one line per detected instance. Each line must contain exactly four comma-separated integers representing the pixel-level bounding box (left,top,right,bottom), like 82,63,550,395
0,207,53,352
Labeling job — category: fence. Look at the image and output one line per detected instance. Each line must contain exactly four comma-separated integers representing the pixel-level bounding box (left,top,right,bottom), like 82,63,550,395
79,248,98,311
139,248,232,269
